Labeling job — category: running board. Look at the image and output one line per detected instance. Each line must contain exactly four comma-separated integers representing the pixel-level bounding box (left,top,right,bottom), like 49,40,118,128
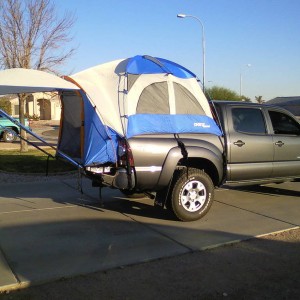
0,109,83,169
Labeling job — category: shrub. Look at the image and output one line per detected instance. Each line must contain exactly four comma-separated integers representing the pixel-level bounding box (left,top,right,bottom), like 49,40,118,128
0,97,12,115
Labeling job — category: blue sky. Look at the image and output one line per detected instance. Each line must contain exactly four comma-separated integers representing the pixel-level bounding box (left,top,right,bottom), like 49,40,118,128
57,0,300,101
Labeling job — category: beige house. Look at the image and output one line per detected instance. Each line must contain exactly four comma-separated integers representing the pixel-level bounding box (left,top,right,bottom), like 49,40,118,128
10,92,61,120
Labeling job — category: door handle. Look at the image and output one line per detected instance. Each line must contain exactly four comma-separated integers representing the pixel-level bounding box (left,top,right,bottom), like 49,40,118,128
233,140,245,147
275,141,284,147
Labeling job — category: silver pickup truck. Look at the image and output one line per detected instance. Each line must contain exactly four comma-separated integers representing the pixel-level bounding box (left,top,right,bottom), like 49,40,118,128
1,58,298,221
87,100,300,222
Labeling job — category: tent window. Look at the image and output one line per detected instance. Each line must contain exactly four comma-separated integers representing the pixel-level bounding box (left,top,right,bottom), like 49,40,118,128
136,82,169,114
127,74,140,91
174,83,205,114
58,91,82,159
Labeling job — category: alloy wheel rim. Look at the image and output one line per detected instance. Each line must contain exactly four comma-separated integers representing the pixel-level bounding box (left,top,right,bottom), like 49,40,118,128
5,132,15,142
180,180,206,212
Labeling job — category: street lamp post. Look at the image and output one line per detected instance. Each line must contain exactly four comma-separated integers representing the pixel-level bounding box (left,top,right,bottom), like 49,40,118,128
177,14,206,91
240,64,251,97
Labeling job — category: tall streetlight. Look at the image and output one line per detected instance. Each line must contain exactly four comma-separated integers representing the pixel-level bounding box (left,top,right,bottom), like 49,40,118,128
240,64,251,97
177,14,206,91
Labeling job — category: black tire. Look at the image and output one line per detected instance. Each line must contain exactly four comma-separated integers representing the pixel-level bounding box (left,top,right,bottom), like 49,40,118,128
171,168,214,222
3,130,17,142
120,189,146,199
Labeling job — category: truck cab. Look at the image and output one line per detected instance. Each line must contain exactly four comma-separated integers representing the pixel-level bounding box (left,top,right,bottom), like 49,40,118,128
213,101,300,184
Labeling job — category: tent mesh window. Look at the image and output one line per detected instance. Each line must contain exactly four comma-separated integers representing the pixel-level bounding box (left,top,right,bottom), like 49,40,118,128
127,74,140,91
174,83,205,114
136,82,169,114
59,91,82,159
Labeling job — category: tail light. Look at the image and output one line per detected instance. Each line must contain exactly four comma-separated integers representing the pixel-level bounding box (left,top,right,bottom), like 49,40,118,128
118,139,134,167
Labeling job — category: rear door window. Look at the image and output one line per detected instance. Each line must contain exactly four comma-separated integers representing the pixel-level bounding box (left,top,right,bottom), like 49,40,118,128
232,107,266,134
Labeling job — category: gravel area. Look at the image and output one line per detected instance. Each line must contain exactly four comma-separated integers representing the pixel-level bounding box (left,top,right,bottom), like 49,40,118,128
0,171,78,184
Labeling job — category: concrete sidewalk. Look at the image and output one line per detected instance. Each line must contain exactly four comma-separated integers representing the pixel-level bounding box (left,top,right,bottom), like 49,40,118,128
0,177,299,291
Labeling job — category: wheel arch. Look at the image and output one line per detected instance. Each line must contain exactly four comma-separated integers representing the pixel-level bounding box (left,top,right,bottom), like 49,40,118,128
180,157,221,186
157,146,224,188
4,126,19,134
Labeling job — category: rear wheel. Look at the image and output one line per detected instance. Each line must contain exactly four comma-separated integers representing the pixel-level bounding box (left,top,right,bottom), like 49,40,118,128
171,168,214,222
3,130,17,142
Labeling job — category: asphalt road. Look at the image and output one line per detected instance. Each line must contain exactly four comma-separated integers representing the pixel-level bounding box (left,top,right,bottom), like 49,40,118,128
0,175,299,299
1,227,299,300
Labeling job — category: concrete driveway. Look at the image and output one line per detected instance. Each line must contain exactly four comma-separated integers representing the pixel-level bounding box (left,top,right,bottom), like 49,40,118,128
0,176,299,291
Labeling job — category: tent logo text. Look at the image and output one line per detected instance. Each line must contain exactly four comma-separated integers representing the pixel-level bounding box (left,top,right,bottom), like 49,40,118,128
194,122,210,128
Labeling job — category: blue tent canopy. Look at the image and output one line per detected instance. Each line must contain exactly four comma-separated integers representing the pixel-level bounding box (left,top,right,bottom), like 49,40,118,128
57,55,221,168
126,55,197,79
83,96,118,166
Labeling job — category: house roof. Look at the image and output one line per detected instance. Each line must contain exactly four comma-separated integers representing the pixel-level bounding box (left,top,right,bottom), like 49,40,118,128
267,96,300,105
267,96,300,116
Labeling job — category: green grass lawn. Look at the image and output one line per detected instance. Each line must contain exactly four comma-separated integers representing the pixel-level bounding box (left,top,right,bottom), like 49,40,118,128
0,148,77,173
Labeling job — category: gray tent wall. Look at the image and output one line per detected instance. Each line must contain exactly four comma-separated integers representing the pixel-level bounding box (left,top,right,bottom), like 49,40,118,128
58,90,83,163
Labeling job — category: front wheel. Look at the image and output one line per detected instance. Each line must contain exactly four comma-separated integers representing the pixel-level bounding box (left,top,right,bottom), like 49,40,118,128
3,130,17,142
171,168,214,222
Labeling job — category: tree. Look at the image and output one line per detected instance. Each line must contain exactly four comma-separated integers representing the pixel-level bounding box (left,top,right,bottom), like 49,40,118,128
0,0,75,152
206,86,245,101
0,97,12,115
255,96,265,104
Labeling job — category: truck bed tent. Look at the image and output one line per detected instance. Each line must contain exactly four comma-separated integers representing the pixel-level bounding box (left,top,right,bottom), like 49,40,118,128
61,55,222,166
0,55,222,168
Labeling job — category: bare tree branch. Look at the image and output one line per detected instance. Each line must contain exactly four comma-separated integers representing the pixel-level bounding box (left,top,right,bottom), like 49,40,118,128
0,0,76,72
0,0,76,151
